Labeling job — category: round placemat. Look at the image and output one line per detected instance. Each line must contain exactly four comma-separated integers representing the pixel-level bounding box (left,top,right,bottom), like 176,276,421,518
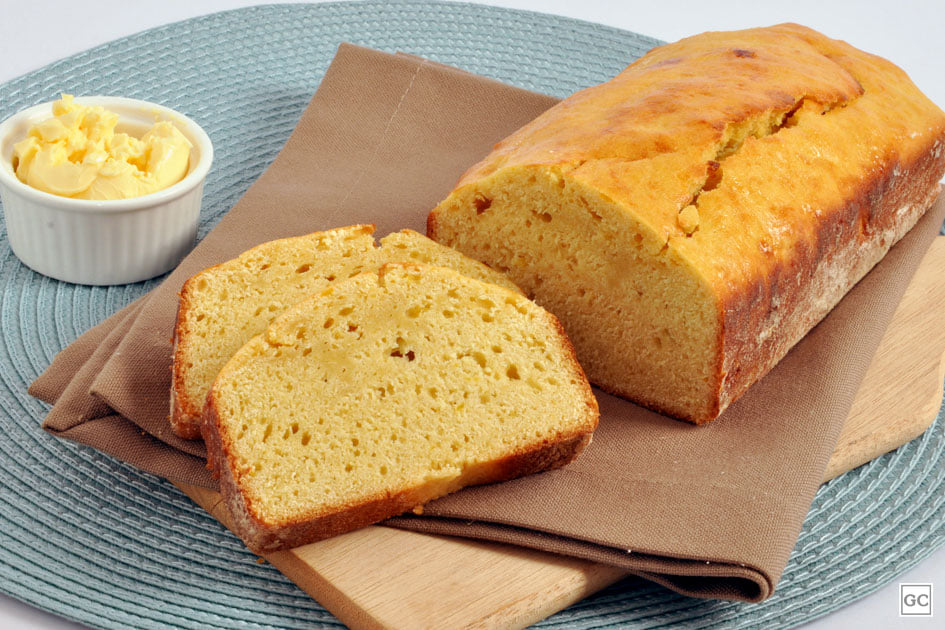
0,3,943,628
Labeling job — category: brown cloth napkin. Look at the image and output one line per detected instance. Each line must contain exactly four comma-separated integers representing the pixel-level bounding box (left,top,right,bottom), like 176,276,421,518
29,43,945,603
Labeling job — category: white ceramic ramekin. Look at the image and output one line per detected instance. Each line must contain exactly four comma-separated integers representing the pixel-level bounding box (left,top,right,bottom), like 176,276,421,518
0,97,213,285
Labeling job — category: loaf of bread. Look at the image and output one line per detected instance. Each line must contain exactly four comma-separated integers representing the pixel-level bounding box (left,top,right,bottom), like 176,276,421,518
172,225,519,439
202,263,598,552
428,24,945,424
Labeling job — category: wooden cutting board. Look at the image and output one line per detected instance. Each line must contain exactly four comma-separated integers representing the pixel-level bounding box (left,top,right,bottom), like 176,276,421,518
178,235,945,630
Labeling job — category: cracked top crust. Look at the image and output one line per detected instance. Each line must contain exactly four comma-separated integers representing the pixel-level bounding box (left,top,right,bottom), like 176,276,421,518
454,23,945,298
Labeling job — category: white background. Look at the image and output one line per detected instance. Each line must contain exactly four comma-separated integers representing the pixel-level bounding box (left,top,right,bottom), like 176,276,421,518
1,1,943,629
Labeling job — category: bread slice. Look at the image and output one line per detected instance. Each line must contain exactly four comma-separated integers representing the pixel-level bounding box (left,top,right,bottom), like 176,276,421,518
172,225,519,439
202,263,598,552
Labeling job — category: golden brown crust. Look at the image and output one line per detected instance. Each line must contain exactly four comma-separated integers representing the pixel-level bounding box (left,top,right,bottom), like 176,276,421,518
712,153,944,422
170,283,204,440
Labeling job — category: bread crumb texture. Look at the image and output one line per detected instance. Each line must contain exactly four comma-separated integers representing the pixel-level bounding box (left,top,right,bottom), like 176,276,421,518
429,24,945,423
209,264,597,538
172,226,519,438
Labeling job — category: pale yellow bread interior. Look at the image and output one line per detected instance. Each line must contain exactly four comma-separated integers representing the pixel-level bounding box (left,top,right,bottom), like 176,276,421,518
432,168,720,421
203,263,598,551
172,225,519,439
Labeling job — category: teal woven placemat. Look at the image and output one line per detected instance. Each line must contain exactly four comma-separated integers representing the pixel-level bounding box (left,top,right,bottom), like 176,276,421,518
1,3,943,628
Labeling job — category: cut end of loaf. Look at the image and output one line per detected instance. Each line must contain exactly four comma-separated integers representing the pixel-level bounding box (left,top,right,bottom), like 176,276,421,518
430,167,722,423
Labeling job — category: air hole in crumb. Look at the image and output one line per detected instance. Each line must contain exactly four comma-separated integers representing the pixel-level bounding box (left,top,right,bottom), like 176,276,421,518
380,465,388,475
195,313,206,322
491,345,502,353
442,309,454,318
296,264,312,274
324,318,334,328
506,365,521,380
348,323,358,332
291,422,299,434
390,349,416,361
473,194,492,214
301,432,311,446
406,305,422,318
302,347,312,356
339,307,353,316
472,352,487,368
345,464,353,472
259,264,270,271
482,312,494,323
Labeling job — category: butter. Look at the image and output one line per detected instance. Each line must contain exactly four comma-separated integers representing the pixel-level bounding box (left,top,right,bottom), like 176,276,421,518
12,95,192,200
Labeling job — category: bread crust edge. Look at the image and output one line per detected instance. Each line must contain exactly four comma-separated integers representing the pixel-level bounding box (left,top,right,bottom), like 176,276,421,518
710,138,945,423
202,394,596,554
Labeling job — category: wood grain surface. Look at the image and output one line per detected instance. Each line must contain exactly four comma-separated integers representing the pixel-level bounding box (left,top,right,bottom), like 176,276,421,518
177,235,945,630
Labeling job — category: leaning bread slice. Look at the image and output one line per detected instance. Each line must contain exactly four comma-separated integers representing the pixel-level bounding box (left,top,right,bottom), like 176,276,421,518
172,225,519,439
203,263,598,552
